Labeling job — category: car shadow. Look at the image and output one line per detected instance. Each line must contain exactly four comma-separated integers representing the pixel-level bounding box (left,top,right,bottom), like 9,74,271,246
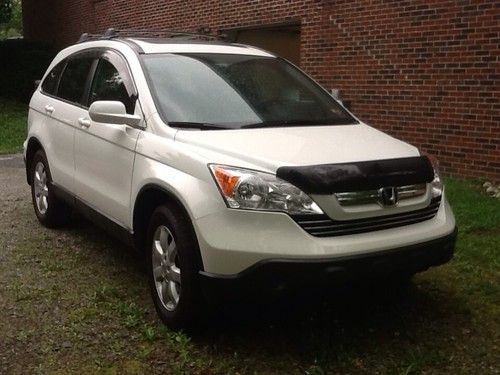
192,282,470,365
65,211,469,365
191,274,469,365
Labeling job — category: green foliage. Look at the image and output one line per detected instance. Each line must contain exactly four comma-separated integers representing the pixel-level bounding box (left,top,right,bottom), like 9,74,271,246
0,0,21,38
0,97,26,154
0,0,13,24
444,178,500,304
0,39,55,102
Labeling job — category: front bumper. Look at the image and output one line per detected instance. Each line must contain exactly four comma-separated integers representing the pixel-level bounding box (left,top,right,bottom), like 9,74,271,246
199,226,457,296
193,197,456,275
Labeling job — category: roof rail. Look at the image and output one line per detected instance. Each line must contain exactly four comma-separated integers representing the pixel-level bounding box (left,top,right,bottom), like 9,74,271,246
77,27,228,43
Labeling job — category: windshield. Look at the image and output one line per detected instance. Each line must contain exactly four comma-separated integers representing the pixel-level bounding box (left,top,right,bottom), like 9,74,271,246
142,53,357,129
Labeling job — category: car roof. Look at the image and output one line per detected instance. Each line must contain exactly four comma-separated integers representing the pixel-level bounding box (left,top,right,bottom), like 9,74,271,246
124,37,275,57
74,29,276,57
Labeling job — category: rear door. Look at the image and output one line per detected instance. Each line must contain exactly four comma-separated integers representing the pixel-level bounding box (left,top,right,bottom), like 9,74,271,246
73,50,142,228
38,52,96,192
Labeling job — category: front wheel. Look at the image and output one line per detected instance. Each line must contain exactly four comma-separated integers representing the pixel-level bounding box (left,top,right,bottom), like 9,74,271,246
146,205,205,330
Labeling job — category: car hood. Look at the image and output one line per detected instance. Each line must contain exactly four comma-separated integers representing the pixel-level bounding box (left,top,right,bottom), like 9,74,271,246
174,124,420,172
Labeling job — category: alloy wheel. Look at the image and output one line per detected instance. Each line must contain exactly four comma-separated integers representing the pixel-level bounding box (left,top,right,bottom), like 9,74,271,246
152,225,181,311
33,161,49,215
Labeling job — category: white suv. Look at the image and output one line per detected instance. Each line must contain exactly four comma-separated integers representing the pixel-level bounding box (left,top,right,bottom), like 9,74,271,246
24,29,457,329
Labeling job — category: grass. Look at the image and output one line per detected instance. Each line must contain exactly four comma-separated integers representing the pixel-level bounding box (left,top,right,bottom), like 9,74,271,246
440,179,500,315
0,148,499,372
0,97,27,154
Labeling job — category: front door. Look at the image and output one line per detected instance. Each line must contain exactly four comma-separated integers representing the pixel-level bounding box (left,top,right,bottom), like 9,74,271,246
74,51,142,229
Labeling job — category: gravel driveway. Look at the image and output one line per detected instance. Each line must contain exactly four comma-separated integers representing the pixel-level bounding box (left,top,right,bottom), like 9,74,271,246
0,154,154,374
0,154,28,264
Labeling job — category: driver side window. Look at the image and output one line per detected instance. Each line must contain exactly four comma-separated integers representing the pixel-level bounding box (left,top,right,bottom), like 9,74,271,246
89,58,135,114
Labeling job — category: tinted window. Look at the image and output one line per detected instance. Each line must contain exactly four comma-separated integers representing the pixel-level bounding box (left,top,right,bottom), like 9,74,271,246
57,57,94,105
41,61,65,96
89,59,134,114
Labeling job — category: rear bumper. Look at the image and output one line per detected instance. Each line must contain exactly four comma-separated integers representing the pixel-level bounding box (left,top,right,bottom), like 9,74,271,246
199,226,457,296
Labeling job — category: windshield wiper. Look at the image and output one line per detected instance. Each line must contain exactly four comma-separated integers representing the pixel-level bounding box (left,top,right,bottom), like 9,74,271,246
169,119,358,130
239,119,357,129
168,122,232,130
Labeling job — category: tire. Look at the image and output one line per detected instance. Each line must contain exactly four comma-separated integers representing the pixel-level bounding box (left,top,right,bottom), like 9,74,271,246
30,149,72,228
146,204,205,330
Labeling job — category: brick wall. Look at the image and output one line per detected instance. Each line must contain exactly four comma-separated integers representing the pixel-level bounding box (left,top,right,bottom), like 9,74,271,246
23,0,500,179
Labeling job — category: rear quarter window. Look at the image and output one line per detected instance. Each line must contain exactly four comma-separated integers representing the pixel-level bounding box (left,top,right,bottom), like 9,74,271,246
41,61,65,96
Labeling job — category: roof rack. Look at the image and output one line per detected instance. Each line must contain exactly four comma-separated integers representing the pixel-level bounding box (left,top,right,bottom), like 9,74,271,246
77,27,228,43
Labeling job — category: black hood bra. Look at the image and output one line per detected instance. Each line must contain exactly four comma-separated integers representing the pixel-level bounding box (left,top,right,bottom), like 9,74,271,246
276,156,435,194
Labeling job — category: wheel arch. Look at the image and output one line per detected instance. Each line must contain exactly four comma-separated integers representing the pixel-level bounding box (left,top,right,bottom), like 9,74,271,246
132,183,205,270
25,137,44,185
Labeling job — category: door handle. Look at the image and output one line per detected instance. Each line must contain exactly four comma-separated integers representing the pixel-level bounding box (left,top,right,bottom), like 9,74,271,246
78,118,91,128
44,105,54,114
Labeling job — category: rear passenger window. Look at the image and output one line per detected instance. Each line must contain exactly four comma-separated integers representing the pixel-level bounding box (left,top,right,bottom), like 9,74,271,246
57,57,94,105
41,61,65,96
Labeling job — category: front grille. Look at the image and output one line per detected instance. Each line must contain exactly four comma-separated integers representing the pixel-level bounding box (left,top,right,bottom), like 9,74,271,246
292,196,442,237
334,184,426,206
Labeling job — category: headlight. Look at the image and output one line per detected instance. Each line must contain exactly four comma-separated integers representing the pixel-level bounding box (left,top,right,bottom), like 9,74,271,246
209,165,323,215
426,154,443,198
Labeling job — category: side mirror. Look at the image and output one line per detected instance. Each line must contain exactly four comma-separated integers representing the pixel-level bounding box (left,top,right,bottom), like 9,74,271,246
89,100,142,127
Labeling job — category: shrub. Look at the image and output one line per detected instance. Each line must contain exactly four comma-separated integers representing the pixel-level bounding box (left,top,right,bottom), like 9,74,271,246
0,38,55,102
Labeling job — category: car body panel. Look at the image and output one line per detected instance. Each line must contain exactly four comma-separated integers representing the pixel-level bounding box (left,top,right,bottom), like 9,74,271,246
131,129,225,227
193,197,456,275
74,115,142,228
174,123,419,172
29,93,77,191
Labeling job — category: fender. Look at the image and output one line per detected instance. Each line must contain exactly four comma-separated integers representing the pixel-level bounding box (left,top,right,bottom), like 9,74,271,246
130,154,224,229
25,136,44,184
